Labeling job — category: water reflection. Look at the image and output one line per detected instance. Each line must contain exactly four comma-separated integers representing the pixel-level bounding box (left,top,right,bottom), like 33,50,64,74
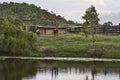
0,59,37,80
0,59,120,80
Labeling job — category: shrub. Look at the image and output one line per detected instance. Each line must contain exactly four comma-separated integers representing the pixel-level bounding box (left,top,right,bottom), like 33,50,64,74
39,46,56,54
0,17,37,56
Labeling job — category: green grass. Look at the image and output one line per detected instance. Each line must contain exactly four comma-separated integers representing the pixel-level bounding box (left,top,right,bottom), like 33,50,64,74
34,33,120,59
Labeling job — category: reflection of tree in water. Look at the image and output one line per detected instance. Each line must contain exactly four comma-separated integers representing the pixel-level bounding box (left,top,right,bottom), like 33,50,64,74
38,60,120,80
91,68,97,80
86,75,88,80
0,60,120,80
84,61,120,80
0,59,37,80
91,62,97,80
51,67,58,79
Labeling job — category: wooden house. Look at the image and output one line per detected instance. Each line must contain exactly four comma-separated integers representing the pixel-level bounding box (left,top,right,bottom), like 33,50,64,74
37,26,66,34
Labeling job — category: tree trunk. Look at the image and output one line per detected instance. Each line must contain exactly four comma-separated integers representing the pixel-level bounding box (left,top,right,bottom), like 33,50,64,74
92,27,96,55
92,27,96,47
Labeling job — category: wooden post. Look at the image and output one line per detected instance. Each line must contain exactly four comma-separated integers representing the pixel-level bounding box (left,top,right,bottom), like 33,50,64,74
119,23,120,34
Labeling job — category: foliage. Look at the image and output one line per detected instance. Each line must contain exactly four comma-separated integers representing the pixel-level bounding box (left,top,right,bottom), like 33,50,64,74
82,5,100,50
102,21,113,27
82,5,100,38
67,29,80,34
82,5,100,27
0,2,77,26
0,17,37,56
68,30,80,34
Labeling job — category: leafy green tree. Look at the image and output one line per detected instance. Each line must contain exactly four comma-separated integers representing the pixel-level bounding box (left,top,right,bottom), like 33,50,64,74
0,17,37,56
82,5,99,27
102,21,113,27
82,5,100,48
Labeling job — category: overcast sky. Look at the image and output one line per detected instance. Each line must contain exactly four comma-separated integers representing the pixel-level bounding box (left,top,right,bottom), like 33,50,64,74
0,0,120,24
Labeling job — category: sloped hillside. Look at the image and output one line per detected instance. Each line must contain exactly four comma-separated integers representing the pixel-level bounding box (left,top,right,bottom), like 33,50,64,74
0,2,77,26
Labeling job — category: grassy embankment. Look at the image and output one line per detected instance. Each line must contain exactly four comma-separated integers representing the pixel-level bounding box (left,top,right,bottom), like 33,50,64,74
34,33,120,59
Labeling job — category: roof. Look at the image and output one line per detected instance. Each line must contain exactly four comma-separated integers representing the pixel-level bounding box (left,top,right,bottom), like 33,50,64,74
37,26,66,29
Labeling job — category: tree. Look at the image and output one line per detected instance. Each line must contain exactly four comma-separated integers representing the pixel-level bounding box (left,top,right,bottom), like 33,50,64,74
82,5,100,51
102,21,113,27
0,17,37,56
82,5,100,27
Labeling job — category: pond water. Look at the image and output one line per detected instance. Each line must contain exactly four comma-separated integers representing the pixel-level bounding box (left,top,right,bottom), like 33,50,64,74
0,59,120,80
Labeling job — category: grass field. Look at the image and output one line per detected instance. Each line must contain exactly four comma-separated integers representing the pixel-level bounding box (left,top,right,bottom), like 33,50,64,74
34,33,120,59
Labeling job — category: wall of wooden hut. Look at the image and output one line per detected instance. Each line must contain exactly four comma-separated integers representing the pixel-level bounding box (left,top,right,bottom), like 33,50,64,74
37,26,66,35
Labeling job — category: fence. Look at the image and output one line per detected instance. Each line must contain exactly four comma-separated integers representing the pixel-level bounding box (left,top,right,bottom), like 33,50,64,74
96,26,120,34
23,25,120,34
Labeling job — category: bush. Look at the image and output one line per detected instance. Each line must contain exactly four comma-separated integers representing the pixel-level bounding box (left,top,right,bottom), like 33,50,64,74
0,17,37,56
39,46,56,54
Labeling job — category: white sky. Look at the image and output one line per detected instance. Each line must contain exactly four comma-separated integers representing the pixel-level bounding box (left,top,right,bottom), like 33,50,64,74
0,0,120,24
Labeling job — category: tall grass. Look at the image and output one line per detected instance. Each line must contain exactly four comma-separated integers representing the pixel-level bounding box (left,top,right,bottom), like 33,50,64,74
36,33,120,58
